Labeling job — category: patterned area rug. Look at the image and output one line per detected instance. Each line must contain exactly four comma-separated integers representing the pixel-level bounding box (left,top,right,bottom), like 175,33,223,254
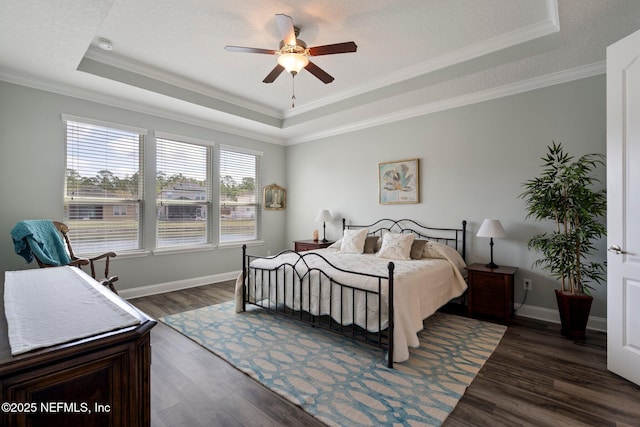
161,302,506,427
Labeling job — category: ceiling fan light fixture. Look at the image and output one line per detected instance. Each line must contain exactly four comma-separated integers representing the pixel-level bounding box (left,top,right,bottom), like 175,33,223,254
225,13,355,86
277,52,309,75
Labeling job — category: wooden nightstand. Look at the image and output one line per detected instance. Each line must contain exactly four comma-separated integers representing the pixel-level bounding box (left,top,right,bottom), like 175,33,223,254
466,263,518,324
294,240,334,251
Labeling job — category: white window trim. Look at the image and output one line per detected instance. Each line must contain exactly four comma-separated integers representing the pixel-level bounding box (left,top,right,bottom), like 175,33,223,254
156,131,212,147
62,113,148,135
219,144,263,157
63,115,145,254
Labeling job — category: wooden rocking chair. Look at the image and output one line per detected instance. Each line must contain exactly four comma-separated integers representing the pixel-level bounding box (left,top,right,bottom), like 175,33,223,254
35,221,119,294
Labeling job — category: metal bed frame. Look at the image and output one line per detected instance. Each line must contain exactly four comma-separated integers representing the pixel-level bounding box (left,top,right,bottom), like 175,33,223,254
241,218,467,368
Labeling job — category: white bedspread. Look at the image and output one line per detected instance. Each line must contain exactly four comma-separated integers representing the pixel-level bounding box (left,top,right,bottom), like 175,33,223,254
4,266,142,356
236,248,467,363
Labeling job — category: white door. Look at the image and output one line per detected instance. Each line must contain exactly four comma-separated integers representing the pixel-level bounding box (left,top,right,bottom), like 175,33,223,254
607,28,640,386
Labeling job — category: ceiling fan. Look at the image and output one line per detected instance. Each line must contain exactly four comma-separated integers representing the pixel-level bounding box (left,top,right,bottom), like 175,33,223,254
224,13,357,84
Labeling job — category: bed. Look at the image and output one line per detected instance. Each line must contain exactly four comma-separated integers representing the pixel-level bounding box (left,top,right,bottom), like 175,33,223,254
236,218,468,368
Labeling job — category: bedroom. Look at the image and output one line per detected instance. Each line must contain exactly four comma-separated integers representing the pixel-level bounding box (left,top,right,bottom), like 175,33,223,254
1,0,640,426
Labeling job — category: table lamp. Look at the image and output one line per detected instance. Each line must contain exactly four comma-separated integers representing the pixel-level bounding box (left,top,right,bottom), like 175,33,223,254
315,210,333,243
476,219,507,269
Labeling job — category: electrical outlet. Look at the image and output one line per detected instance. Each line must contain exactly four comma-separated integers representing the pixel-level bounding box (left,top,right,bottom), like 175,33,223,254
523,278,533,290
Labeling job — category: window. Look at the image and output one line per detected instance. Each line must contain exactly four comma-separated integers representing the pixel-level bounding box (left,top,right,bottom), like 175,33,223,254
64,116,144,254
156,135,212,249
219,146,262,243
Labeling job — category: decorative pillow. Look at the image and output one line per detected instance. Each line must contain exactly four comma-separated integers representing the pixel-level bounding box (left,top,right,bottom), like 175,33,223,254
376,233,415,260
338,228,368,254
363,236,380,254
410,239,427,259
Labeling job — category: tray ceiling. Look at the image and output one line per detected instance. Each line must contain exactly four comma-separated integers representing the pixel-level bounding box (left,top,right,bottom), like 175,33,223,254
1,0,639,144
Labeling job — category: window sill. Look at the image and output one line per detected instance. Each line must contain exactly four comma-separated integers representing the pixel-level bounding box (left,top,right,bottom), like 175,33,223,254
77,250,150,260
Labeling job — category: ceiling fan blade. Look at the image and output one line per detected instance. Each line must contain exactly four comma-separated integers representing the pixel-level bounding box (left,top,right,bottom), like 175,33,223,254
308,41,358,56
305,61,334,84
275,13,297,46
224,46,277,55
263,64,285,83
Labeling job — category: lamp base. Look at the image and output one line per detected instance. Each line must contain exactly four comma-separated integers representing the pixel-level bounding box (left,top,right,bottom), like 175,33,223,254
484,262,499,269
321,238,328,243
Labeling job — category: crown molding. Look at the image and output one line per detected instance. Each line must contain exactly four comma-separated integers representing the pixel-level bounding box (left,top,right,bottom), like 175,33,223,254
2,60,603,148
1,1,562,148
77,56,283,129
284,0,561,119
84,47,283,119
0,67,286,146
286,61,605,145
74,1,561,126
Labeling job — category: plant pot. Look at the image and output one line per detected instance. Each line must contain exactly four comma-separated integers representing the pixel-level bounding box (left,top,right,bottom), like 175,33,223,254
554,289,593,339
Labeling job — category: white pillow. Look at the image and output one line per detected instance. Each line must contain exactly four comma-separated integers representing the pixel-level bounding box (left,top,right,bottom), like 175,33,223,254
338,228,369,254
376,233,415,260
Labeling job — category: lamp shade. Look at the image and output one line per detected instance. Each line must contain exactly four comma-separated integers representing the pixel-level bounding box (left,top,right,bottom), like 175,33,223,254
476,219,507,238
315,210,333,223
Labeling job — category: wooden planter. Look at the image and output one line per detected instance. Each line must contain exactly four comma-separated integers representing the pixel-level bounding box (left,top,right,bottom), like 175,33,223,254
555,289,593,339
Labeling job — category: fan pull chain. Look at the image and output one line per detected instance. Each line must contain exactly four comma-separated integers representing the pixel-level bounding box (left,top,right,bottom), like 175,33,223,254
291,74,296,108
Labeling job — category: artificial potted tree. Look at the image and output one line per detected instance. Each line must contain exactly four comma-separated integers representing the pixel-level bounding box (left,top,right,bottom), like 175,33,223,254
520,142,606,339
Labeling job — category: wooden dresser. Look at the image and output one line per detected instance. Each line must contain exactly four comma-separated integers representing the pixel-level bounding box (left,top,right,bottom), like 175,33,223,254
0,269,156,427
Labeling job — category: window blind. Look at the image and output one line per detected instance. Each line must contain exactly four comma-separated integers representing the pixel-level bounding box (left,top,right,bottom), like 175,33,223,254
156,136,212,248
64,119,144,253
219,147,261,243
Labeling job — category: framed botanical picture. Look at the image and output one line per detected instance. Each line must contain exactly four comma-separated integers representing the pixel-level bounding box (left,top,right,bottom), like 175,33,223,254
263,183,286,210
379,158,420,204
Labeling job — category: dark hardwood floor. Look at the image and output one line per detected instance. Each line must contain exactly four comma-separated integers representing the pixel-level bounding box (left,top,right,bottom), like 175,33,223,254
130,281,640,427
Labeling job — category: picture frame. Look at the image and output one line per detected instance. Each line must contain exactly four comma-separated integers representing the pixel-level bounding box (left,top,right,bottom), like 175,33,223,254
379,158,420,204
263,183,286,210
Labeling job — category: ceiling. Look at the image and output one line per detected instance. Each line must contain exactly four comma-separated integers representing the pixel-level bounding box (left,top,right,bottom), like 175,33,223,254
1,0,639,145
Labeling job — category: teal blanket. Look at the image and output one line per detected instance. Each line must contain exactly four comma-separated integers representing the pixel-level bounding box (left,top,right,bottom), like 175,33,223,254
11,220,72,266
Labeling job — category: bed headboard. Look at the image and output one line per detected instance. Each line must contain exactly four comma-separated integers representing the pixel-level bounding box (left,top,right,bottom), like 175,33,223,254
343,218,467,261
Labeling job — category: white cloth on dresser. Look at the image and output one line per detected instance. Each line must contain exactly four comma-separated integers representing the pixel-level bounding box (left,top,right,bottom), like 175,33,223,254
4,266,141,355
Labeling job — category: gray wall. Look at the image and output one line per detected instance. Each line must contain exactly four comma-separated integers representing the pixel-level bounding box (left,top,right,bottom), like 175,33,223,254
285,75,607,318
0,81,286,290
0,75,608,318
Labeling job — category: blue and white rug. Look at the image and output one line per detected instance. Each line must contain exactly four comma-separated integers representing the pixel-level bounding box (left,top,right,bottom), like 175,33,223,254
161,302,506,427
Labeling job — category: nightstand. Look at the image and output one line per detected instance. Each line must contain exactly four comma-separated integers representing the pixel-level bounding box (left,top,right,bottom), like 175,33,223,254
466,263,518,324
294,240,334,251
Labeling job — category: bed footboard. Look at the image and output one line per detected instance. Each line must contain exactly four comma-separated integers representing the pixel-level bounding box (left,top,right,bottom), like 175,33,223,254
242,245,395,368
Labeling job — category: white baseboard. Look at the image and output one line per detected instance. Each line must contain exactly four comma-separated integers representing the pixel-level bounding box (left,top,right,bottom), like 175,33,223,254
516,304,607,333
119,270,241,300
120,275,607,333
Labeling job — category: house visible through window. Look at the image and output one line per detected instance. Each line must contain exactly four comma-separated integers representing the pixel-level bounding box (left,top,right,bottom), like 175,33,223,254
156,135,212,249
64,116,144,253
219,146,262,243
113,205,127,216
